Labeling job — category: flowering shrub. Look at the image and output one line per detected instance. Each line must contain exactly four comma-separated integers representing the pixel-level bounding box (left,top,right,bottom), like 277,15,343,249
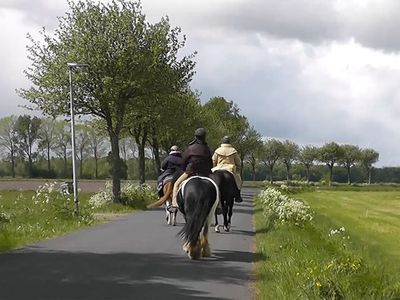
32,182,94,224
121,183,157,208
89,182,113,208
89,182,157,209
0,212,11,224
258,187,314,226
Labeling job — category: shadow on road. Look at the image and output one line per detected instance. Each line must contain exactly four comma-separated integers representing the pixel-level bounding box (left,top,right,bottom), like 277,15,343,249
0,249,250,300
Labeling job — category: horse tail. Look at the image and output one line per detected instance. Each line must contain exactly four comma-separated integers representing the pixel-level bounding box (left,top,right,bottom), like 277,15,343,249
179,177,219,246
146,181,173,209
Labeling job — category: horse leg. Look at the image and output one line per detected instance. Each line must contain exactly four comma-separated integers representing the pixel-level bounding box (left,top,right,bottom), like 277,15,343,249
227,202,233,230
165,199,171,225
201,224,211,257
188,239,201,260
172,210,177,226
214,211,220,233
222,203,230,232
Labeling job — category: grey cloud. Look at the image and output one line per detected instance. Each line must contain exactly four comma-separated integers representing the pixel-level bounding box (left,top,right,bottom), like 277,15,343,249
208,0,400,52
1,0,67,28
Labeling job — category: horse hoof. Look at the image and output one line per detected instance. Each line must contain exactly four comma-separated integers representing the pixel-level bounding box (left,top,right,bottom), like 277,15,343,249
215,225,220,233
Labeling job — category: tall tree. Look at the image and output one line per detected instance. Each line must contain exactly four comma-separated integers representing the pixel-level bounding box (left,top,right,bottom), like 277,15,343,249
75,124,90,178
14,115,41,177
38,117,57,172
340,144,361,185
0,116,18,177
360,148,379,184
318,142,343,186
19,1,195,202
202,97,247,149
280,140,299,183
298,145,318,183
53,120,71,177
261,139,282,184
87,120,107,179
236,126,262,178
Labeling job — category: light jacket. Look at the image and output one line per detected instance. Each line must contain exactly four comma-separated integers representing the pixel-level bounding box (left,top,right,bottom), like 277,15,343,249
212,144,242,188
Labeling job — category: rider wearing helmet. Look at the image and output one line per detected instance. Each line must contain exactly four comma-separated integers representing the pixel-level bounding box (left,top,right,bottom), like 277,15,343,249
169,128,213,211
156,145,183,198
212,135,243,202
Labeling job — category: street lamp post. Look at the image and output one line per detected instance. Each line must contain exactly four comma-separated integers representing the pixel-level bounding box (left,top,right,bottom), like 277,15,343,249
67,62,88,215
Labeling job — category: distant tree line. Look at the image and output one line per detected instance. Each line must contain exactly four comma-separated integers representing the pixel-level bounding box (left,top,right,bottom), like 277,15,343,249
243,140,381,185
0,111,390,185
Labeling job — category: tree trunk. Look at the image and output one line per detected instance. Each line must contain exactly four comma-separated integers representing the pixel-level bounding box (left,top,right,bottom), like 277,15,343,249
63,148,68,178
286,164,290,183
152,143,161,175
109,132,121,203
11,150,15,178
251,162,256,181
329,165,333,186
138,135,146,184
269,164,274,184
94,150,98,179
368,168,371,184
240,154,245,178
47,144,51,172
347,165,351,185
28,156,33,178
306,166,310,183
79,148,83,178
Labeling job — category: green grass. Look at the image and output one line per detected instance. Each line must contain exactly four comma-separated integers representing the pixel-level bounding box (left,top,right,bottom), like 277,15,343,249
299,191,400,273
255,190,400,299
0,190,135,252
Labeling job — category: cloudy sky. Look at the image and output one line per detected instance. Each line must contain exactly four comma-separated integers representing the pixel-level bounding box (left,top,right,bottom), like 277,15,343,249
1,0,400,166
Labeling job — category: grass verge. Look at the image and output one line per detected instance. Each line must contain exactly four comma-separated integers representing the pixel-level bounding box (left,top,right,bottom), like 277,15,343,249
0,190,137,252
255,190,400,299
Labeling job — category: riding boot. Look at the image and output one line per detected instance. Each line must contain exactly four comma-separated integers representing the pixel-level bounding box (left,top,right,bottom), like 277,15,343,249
235,190,243,203
169,172,189,212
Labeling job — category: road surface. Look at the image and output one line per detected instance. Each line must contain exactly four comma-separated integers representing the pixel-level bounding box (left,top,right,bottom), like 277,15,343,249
0,188,258,300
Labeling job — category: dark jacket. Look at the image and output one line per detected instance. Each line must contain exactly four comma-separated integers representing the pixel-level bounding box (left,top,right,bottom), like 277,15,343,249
161,153,182,174
182,140,213,176
157,153,183,193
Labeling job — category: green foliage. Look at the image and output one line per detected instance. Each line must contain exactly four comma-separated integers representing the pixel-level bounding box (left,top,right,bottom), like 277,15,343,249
202,97,249,149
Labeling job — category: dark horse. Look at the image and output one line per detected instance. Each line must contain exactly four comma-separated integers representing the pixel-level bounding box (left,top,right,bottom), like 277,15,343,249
177,176,219,259
210,169,240,233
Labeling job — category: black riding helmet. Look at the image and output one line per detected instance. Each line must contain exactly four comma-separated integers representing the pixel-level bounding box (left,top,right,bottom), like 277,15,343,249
194,128,206,138
190,127,207,144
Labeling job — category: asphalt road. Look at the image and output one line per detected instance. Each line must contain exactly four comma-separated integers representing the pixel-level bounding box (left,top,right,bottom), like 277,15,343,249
0,188,259,300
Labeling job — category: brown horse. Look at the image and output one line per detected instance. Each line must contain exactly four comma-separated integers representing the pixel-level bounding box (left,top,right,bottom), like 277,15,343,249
147,181,177,226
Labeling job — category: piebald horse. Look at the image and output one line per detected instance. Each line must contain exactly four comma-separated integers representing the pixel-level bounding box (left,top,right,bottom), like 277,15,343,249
177,176,219,259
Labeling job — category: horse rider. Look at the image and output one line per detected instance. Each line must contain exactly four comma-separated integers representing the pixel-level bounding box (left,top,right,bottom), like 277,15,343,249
156,145,183,198
169,128,213,212
212,136,243,202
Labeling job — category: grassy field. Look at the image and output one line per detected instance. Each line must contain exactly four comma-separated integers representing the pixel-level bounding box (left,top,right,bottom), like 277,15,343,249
0,190,137,252
255,189,400,299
